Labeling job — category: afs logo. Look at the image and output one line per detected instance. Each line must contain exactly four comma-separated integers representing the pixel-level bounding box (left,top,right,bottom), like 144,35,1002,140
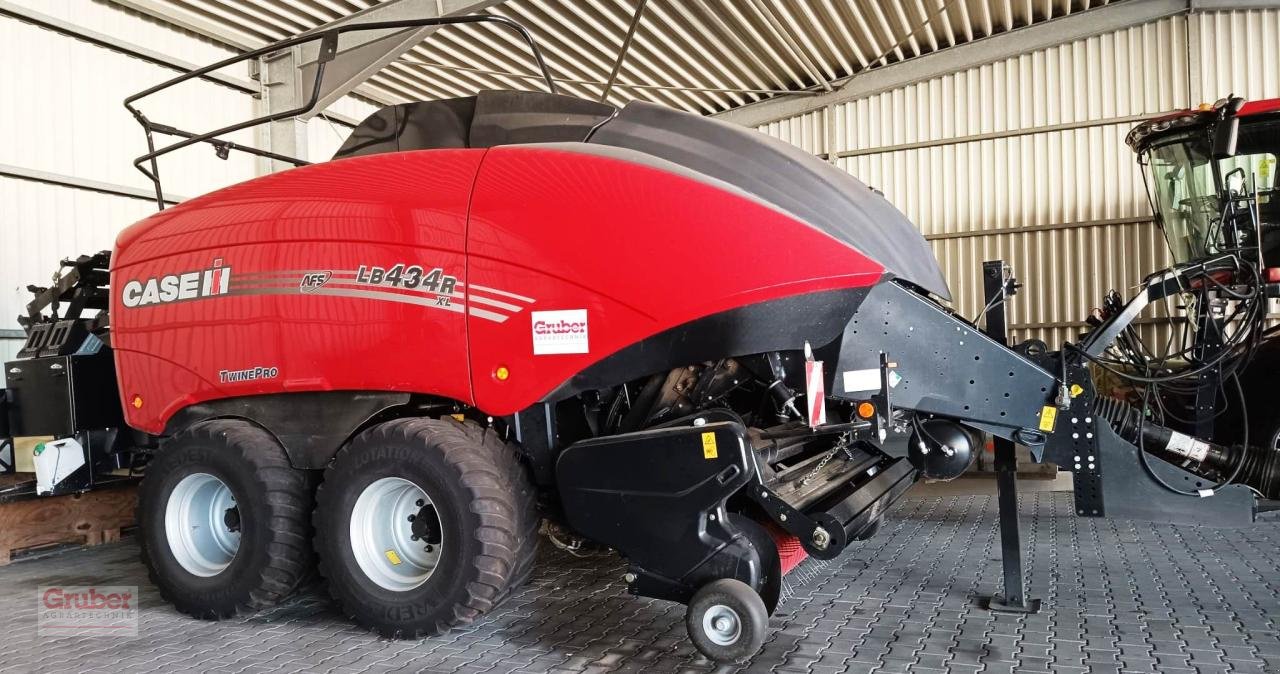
300,271,332,293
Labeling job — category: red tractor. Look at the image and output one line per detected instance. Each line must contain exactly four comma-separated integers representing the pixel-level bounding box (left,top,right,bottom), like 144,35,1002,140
1123,96,1280,482
2,18,1275,664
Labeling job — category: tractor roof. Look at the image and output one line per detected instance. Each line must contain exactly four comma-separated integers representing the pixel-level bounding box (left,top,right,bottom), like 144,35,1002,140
1126,97,1280,152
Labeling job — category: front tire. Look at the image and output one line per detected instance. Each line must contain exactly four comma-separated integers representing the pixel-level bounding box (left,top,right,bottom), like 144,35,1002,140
138,419,314,619
313,418,536,638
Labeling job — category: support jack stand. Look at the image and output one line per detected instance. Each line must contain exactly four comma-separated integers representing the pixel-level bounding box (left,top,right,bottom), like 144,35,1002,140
982,435,1041,614
977,260,1040,615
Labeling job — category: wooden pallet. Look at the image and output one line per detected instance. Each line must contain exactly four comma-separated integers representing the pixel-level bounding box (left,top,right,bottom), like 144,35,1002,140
0,473,137,565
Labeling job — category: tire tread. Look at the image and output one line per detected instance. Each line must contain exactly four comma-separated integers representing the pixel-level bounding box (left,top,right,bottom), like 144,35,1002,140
138,419,313,620
314,416,537,638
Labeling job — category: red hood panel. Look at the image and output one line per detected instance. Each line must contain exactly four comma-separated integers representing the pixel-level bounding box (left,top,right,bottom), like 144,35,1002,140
111,145,885,430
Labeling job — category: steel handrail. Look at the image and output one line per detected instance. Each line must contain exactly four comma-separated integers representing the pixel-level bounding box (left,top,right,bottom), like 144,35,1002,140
124,14,557,209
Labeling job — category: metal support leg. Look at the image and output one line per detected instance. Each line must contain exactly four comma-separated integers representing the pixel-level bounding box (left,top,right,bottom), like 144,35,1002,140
984,437,1040,612
978,260,1040,614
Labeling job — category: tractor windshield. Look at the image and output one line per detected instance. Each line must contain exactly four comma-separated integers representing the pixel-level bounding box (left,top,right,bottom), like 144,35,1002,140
1140,120,1279,264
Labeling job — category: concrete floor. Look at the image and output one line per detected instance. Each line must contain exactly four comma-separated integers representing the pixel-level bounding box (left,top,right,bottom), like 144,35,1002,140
1,477,1278,673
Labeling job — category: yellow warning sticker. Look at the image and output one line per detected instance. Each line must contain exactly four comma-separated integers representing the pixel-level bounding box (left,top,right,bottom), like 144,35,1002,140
701,432,718,459
1039,406,1058,432
385,549,402,566
1069,384,1083,397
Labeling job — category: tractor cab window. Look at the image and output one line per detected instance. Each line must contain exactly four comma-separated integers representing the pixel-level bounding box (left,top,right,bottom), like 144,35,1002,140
1143,138,1220,262
1140,119,1279,265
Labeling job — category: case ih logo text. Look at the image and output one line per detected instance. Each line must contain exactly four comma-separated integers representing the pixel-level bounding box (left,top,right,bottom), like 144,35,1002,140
122,259,230,308
219,366,279,383
532,309,589,355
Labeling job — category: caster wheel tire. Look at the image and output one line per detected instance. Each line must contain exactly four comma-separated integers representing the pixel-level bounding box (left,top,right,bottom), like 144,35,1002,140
313,418,537,638
138,420,314,619
686,578,769,664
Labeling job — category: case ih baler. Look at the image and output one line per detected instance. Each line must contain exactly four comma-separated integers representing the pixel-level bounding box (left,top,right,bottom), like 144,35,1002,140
2,18,1277,664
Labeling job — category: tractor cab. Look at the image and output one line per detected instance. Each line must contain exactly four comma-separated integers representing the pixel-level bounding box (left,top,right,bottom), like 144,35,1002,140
1127,98,1280,268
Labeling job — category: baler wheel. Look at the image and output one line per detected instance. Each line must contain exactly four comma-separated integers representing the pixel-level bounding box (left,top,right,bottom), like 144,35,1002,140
686,578,769,664
313,417,537,638
138,419,314,619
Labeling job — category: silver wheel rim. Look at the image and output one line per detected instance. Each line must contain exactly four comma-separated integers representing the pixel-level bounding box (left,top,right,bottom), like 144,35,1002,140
164,472,240,577
703,604,742,646
350,477,443,591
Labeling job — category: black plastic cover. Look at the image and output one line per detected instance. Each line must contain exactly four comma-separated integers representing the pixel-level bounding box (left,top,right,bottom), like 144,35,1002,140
588,101,949,299
3,352,124,437
333,91,949,298
333,96,475,158
469,90,615,147
333,91,613,159
556,421,764,603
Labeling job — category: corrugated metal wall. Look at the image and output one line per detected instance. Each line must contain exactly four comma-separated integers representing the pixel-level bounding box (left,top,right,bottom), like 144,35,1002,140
4,3,1277,365
758,8,1280,350
0,0,376,365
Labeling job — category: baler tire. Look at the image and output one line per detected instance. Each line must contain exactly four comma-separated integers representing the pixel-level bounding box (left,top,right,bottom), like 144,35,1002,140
138,419,314,620
313,417,536,639
459,421,539,605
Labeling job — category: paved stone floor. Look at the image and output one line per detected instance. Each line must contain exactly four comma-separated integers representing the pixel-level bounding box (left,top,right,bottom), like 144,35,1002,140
1,489,1279,673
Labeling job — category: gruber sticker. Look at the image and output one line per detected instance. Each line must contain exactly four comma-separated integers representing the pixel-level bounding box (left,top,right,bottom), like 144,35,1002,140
532,309,589,355
122,259,230,308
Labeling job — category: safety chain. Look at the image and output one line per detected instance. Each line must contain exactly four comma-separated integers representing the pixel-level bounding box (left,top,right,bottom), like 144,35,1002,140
800,432,854,485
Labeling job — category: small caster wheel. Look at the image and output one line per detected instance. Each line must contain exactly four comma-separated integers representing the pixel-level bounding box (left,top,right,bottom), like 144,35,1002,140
686,578,768,663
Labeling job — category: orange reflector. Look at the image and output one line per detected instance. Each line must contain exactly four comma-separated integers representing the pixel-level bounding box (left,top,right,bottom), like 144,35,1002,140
494,366,510,381
131,395,143,409
856,401,875,419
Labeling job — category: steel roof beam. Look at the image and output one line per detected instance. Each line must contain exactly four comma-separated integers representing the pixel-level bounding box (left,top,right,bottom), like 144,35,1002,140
714,0,1191,127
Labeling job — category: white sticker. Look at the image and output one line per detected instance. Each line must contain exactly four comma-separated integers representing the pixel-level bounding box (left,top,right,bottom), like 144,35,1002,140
1166,431,1210,463
842,368,880,393
531,309,589,355
888,371,902,388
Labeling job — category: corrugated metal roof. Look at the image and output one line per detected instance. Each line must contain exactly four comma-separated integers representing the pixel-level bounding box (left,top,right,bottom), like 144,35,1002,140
138,0,1123,114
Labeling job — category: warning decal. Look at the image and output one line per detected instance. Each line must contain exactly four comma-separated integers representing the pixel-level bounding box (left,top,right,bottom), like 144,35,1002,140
701,432,718,459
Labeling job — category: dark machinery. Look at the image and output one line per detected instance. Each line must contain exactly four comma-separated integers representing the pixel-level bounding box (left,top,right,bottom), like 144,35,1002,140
2,252,132,496
1114,96,1280,500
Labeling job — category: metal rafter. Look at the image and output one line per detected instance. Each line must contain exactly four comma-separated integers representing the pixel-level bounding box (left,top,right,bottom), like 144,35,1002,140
115,0,1131,118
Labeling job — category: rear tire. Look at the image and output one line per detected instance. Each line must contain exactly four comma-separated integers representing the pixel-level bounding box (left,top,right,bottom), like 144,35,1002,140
138,419,314,619
313,417,536,638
